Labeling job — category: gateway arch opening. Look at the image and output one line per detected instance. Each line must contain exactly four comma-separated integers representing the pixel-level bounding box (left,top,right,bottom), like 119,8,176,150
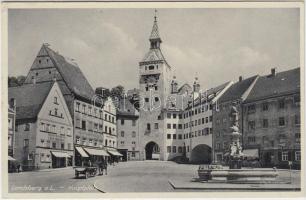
145,142,160,160
190,144,212,164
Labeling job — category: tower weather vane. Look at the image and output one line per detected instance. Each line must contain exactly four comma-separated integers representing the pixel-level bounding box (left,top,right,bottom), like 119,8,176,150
154,9,157,22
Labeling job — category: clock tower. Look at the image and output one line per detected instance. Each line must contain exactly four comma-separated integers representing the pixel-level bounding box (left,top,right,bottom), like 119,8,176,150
138,13,172,160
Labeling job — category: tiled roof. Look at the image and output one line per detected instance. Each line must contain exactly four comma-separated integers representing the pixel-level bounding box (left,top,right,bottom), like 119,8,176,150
44,45,95,101
219,75,258,103
245,68,300,103
8,82,53,120
141,48,166,63
117,99,139,117
196,81,231,104
149,20,160,41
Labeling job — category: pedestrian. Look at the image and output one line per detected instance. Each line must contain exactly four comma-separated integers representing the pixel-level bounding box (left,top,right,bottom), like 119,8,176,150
103,159,108,175
16,164,20,173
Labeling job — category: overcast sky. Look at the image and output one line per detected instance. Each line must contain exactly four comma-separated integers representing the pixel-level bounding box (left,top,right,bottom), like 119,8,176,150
8,8,300,91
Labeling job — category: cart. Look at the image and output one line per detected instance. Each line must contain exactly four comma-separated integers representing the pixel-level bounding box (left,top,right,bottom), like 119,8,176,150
74,167,98,179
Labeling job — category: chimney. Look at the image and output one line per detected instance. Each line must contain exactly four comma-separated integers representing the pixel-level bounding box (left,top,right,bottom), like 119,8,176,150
271,68,276,76
239,76,243,82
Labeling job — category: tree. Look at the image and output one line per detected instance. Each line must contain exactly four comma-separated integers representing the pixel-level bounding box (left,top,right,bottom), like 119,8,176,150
8,75,26,87
110,85,125,99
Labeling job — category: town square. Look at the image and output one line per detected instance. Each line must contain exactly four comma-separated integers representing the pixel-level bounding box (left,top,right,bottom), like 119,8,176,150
3,4,303,195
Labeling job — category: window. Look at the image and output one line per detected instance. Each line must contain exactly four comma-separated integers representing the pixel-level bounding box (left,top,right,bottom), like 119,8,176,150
281,151,288,161
216,143,221,150
132,131,136,138
178,147,182,153
206,117,208,123
167,113,171,119
24,139,29,147
173,146,177,153
24,123,30,131
121,131,124,137
295,115,300,125
173,134,177,140
202,118,205,124
145,98,149,102
155,97,159,102
262,102,269,111
151,123,157,129
178,124,182,129
167,146,171,153
155,86,158,91
82,104,86,113
167,134,171,139
173,124,177,129
178,134,182,140
167,124,171,129
247,104,256,113
41,123,46,131
81,120,86,130
179,114,182,119
173,114,177,119
295,133,300,143
52,142,56,149
76,137,80,144
149,65,154,70
279,117,285,126
209,116,213,122
279,99,285,109
75,102,80,112
263,119,269,128
144,123,150,131
132,141,136,145
248,121,255,130
54,97,58,104
120,141,124,145
248,136,256,143
132,120,136,126
61,143,65,149
121,119,124,125
60,127,65,135
68,143,71,150
295,151,301,161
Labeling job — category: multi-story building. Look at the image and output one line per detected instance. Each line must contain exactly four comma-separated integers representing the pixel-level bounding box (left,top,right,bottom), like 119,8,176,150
22,44,112,166
117,99,140,161
243,68,300,168
212,75,259,163
8,99,16,158
9,81,74,170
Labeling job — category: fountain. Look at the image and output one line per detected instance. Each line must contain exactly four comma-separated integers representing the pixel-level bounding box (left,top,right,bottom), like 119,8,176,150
198,103,278,183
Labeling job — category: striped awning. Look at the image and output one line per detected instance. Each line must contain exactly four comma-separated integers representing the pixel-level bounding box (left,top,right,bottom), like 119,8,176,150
75,146,89,158
8,156,16,161
108,150,123,157
84,148,109,156
51,151,69,158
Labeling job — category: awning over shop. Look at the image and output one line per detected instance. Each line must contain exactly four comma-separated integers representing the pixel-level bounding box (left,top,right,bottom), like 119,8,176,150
8,156,16,161
51,151,69,158
75,146,89,158
242,149,259,159
84,148,110,156
108,150,123,157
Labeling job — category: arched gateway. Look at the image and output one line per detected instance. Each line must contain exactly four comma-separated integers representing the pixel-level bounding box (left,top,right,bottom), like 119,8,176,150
145,142,160,160
190,144,212,164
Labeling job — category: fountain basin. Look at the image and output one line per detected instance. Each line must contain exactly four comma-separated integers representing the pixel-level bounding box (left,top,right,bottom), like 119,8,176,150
198,167,278,183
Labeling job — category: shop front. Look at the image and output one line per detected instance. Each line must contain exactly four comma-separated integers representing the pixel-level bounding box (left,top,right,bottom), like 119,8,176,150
51,151,71,168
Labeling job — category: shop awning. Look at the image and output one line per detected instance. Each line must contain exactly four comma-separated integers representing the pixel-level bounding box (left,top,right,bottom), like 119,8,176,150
75,146,89,158
8,156,16,161
243,149,259,159
51,151,69,158
84,148,110,156
108,150,123,157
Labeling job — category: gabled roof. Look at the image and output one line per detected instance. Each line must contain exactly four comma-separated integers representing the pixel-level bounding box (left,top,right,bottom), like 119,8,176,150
117,99,139,117
245,68,300,103
44,45,95,100
178,83,192,95
8,82,53,120
196,81,231,104
219,75,258,103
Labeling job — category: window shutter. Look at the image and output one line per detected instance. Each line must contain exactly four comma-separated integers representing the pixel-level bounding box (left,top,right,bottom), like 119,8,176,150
278,151,282,162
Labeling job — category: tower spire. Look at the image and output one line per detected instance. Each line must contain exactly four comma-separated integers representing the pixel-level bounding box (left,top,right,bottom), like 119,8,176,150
149,9,162,49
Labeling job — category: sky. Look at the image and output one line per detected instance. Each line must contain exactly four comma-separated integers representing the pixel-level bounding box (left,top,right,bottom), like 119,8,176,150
8,8,300,91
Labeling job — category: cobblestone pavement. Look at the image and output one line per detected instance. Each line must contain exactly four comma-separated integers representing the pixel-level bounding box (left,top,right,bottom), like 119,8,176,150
8,161,301,193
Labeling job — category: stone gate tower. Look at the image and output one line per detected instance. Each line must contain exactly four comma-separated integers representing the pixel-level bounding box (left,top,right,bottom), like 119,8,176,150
138,14,172,160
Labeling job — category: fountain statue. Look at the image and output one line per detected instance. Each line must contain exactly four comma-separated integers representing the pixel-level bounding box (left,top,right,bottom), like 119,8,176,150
228,104,243,169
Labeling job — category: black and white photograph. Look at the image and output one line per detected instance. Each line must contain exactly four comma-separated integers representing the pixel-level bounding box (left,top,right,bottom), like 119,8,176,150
1,1,304,197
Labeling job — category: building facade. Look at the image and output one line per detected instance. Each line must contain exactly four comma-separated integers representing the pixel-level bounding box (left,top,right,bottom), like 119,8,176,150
212,75,258,163
242,68,300,169
22,44,118,166
8,100,16,158
9,82,74,170
117,99,140,161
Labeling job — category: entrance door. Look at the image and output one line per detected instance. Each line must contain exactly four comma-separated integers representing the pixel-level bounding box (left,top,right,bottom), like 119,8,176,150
145,142,160,160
